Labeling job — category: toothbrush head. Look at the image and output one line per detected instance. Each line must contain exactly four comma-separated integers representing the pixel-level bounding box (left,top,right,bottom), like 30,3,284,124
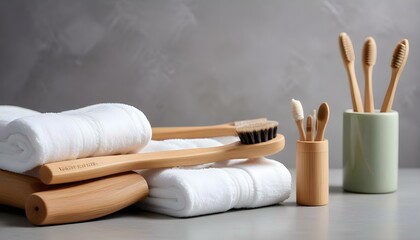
339,32,355,63
363,37,377,66
391,41,408,69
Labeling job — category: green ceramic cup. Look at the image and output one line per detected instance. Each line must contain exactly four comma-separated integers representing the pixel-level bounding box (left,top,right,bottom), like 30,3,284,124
343,110,399,193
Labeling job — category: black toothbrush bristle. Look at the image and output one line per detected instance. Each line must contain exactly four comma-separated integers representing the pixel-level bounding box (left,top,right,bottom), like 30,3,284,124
236,121,278,144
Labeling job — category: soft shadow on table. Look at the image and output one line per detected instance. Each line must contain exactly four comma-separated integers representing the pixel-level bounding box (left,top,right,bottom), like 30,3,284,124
0,205,33,227
280,201,297,206
329,185,353,195
329,185,344,193
117,205,174,220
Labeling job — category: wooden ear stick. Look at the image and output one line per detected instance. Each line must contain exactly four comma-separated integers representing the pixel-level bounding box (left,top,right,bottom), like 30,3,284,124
381,39,409,112
306,115,313,141
362,37,377,112
339,32,364,112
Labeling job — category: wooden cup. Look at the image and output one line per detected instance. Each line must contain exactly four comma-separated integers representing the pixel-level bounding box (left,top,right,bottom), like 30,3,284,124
296,140,329,206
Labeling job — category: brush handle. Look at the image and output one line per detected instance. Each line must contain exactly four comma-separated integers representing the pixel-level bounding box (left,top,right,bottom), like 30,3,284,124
0,170,148,225
295,120,306,141
26,172,148,225
0,170,49,209
152,124,236,140
306,116,313,141
381,69,401,112
346,64,364,112
39,135,285,185
363,65,375,112
381,39,409,112
315,122,327,141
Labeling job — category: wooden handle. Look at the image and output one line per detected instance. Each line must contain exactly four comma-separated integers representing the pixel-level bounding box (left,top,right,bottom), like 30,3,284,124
296,140,329,206
381,70,399,112
26,172,148,225
306,116,313,141
0,170,50,209
152,124,237,140
0,170,149,225
347,64,364,112
295,120,306,141
39,135,285,185
364,65,374,113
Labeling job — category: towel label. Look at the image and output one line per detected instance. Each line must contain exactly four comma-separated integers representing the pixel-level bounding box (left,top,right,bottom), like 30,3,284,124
58,162,98,171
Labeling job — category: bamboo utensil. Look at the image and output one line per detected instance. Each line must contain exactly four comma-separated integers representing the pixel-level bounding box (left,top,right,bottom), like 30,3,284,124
315,103,330,141
306,115,313,141
381,39,409,112
362,37,377,112
339,32,364,112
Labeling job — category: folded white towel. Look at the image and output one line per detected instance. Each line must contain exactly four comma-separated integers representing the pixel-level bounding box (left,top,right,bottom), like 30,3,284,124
136,138,291,217
0,103,152,173
137,158,291,217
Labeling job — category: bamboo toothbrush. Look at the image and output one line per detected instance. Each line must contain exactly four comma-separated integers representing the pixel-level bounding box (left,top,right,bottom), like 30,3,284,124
0,170,148,225
306,115,313,141
291,99,306,141
362,37,377,112
339,32,364,112
381,39,409,112
39,121,284,185
315,103,330,141
152,118,267,140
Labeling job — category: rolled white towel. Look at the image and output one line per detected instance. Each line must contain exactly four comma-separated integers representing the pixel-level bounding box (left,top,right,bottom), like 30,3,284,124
0,103,152,173
137,157,291,217
0,106,40,134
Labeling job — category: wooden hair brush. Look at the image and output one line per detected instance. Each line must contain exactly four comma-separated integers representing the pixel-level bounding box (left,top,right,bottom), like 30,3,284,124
39,120,284,185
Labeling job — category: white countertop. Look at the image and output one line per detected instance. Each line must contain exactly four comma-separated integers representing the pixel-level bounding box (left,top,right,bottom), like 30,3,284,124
1,169,419,240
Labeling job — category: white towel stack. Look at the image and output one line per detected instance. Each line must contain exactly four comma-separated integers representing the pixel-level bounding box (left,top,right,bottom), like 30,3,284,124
0,104,152,173
137,138,292,217
0,105,292,218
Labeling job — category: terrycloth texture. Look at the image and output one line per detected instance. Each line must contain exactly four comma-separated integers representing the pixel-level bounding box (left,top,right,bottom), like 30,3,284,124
137,137,291,217
0,103,152,173
137,158,291,217
0,106,40,134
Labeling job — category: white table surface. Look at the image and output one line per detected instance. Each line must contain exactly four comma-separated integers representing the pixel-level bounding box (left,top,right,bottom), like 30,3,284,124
1,169,419,240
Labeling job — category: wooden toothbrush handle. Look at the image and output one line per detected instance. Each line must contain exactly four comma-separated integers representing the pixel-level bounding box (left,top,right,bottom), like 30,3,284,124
39,135,285,185
152,124,237,140
26,172,148,225
347,64,364,112
364,65,374,113
381,70,399,112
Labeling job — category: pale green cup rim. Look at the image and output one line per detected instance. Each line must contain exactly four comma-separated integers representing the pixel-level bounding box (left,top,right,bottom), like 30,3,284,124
344,109,398,116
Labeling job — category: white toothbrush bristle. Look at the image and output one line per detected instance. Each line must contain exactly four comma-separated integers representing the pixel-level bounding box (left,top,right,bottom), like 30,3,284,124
291,99,304,121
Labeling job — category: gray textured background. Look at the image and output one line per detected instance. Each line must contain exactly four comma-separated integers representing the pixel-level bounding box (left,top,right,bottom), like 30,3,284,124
0,0,419,168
